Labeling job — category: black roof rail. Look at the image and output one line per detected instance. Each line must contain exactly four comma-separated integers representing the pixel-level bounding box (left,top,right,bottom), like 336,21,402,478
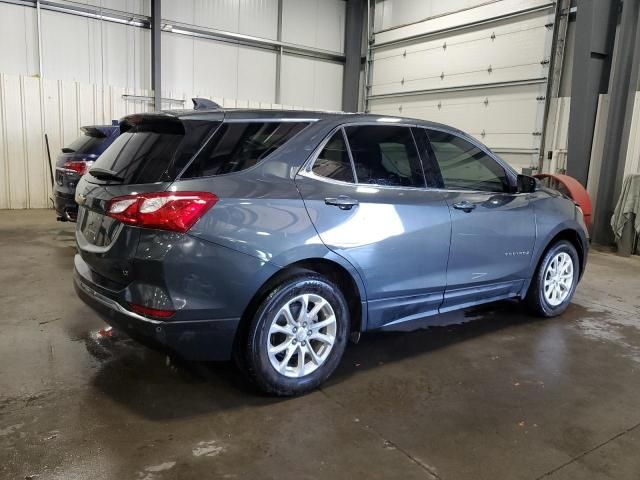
192,97,221,110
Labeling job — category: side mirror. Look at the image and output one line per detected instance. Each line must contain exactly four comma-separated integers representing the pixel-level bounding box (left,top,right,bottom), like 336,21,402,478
517,174,537,193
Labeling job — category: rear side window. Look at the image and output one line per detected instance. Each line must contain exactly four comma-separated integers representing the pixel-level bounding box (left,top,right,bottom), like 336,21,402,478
427,130,509,193
312,130,354,183
89,119,218,185
181,122,308,178
63,132,106,154
344,125,425,188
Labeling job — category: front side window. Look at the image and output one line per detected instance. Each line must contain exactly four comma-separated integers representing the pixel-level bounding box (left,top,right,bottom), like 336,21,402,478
312,130,354,183
182,122,308,178
344,125,425,188
427,130,509,193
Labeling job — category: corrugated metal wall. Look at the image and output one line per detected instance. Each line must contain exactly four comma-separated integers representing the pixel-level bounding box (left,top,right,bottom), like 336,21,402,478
367,0,556,172
0,0,347,209
0,73,154,209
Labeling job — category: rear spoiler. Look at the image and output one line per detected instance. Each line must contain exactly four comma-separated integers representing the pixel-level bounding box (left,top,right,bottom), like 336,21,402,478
80,126,108,138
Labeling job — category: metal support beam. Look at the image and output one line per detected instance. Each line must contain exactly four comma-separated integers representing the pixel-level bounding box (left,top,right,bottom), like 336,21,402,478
592,0,640,244
3,0,344,63
342,0,365,112
151,0,161,111
275,0,283,104
538,0,571,171
565,0,618,186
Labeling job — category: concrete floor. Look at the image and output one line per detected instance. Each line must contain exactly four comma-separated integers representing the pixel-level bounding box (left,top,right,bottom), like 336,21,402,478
1,210,640,480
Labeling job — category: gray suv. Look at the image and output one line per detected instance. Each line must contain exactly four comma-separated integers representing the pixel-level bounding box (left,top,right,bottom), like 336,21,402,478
73,108,588,395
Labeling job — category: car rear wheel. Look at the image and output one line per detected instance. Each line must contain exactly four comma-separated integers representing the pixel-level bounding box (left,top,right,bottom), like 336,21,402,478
526,240,579,317
240,271,350,396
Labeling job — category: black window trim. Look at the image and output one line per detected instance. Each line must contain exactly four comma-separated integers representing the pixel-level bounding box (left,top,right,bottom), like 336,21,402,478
423,126,519,194
302,122,430,191
176,119,312,181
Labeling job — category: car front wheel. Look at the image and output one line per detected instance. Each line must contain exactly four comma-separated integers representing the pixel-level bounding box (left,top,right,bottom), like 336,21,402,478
241,271,350,396
526,240,580,317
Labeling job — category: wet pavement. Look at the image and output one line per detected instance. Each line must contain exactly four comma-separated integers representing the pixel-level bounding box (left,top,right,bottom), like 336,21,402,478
1,209,639,480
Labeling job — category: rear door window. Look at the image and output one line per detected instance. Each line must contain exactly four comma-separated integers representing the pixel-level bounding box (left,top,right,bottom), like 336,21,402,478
181,122,308,178
88,119,218,185
344,125,425,188
311,130,355,183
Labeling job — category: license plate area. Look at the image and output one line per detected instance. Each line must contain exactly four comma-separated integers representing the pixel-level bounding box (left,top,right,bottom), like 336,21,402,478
80,208,120,247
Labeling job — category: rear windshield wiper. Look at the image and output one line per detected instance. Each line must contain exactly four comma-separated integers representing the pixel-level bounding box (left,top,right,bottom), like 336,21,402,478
61,147,75,153
88,167,124,182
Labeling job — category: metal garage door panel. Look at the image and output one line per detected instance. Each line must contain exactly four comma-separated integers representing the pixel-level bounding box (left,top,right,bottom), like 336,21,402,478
370,11,552,97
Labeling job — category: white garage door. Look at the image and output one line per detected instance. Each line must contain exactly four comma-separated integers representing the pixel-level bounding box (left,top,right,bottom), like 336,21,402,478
367,0,556,172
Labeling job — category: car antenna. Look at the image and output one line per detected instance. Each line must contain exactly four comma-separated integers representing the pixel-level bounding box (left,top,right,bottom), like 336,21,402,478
192,98,221,110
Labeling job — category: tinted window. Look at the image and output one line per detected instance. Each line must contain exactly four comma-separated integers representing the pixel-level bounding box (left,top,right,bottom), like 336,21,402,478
182,122,308,178
64,133,106,154
427,130,509,192
312,130,354,183
89,119,217,184
344,125,425,187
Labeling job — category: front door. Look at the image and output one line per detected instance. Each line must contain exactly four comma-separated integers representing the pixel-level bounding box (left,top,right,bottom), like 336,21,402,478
296,124,451,329
424,128,536,312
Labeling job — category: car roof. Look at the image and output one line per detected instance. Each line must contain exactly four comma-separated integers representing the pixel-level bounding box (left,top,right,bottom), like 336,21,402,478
168,107,465,134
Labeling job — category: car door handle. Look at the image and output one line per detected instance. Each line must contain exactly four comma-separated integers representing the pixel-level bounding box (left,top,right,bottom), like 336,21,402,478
452,201,476,212
325,196,359,210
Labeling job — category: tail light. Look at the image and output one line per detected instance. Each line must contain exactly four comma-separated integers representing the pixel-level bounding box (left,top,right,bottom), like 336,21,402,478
106,191,217,233
129,303,175,319
63,160,93,175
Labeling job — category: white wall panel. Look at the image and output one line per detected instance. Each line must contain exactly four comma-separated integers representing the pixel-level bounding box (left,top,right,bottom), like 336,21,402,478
281,55,343,111
237,47,277,103
623,92,640,177
0,3,38,77
162,33,195,96
282,0,345,53
0,73,153,210
193,37,240,99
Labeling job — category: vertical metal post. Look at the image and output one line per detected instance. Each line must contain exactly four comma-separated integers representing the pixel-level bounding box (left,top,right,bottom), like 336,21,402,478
565,0,618,185
538,0,570,172
342,0,365,112
363,0,373,113
151,0,162,111
36,0,44,78
275,0,283,105
593,0,640,244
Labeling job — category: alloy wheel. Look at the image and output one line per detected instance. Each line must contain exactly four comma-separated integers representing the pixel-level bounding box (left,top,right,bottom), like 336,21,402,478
543,252,574,307
267,293,337,378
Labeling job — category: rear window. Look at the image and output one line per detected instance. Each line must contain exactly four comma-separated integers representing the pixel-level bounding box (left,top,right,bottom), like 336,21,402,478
88,119,218,185
181,122,308,178
64,132,106,154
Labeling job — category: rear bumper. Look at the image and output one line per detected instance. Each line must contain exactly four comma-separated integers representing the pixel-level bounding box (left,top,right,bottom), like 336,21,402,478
74,265,240,361
54,190,78,221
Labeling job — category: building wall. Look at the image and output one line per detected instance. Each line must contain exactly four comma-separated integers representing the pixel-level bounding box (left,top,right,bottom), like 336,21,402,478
0,0,347,209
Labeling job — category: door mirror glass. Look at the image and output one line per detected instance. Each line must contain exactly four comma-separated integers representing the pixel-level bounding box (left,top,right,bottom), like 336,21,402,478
517,174,537,193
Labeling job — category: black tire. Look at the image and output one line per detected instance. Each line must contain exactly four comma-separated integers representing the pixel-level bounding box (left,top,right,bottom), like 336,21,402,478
239,271,350,396
525,240,580,317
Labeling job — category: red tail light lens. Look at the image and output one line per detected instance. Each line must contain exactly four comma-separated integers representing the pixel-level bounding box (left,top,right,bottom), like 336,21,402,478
106,192,218,233
129,303,175,319
63,160,93,175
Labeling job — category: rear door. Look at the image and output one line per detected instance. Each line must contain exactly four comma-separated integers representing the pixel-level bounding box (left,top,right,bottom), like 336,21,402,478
424,128,536,311
295,124,451,329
